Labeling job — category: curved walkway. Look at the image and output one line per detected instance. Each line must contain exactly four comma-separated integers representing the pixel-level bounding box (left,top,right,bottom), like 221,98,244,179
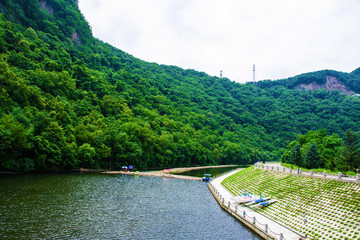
209,169,304,240
259,163,360,184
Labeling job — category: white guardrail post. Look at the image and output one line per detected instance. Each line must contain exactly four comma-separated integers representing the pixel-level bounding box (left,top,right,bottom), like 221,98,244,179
210,169,290,240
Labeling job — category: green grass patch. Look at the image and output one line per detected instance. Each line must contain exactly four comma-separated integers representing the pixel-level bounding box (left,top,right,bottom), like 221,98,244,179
222,166,360,239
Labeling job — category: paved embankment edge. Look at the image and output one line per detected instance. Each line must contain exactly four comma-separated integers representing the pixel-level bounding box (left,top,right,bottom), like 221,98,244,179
209,169,304,240
207,183,276,240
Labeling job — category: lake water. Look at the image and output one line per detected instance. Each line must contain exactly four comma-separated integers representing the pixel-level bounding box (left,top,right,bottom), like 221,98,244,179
0,173,260,239
174,166,243,177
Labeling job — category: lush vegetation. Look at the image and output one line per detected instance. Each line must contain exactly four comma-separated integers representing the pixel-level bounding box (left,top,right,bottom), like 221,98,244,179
0,0,360,172
281,129,360,172
222,167,360,240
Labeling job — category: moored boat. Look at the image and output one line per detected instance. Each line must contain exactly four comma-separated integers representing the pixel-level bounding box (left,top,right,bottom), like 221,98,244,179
202,174,212,181
231,191,260,203
250,200,277,208
245,197,271,206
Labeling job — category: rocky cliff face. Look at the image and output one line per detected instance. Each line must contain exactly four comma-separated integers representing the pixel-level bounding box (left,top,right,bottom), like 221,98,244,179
39,0,54,15
296,76,354,95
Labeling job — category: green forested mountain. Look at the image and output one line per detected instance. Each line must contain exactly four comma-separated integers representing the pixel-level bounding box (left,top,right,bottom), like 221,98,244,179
253,70,360,94
0,0,359,172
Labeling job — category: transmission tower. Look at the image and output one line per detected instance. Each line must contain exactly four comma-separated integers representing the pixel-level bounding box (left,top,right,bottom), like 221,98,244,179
253,64,255,82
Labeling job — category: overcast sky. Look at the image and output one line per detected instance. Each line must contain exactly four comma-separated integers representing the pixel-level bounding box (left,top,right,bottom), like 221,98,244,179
78,0,360,83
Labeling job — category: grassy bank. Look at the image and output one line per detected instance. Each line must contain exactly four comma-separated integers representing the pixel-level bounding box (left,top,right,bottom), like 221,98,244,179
222,166,360,240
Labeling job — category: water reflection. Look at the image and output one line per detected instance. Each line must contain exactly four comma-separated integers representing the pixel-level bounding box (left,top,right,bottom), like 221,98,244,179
174,166,244,177
0,173,260,239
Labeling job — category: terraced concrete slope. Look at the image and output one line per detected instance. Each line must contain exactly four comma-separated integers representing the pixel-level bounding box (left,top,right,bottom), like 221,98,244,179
222,167,360,240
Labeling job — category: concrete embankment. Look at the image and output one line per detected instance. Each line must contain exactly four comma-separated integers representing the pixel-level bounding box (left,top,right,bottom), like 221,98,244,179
209,169,303,240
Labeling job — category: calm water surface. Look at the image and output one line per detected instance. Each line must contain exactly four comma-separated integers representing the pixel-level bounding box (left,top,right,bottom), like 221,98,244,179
0,173,260,239
175,166,244,177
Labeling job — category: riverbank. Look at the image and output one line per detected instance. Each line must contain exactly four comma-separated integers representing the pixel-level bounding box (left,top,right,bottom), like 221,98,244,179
102,165,241,181
209,169,303,240
222,166,360,240
168,165,241,174
104,170,203,181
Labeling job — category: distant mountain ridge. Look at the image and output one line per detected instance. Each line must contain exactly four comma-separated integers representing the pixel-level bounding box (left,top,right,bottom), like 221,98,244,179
252,69,360,95
351,67,360,77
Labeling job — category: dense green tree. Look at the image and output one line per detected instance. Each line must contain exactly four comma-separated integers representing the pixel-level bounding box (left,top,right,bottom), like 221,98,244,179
0,114,31,171
290,144,302,167
342,130,360,171
304,143,321,169
78,143,96,167
321,134,342,170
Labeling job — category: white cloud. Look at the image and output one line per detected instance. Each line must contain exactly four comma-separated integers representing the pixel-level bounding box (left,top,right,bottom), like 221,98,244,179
78,0,360,83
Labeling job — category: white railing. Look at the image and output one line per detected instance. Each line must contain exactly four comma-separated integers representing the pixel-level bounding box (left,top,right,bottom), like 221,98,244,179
254,162,360,182
208,182,299,240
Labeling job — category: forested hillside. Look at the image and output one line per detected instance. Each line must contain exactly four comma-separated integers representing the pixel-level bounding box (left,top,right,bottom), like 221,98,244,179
0,0,359,172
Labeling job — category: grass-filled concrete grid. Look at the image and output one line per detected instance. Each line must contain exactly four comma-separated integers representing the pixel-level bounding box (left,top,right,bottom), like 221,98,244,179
222,166,360,240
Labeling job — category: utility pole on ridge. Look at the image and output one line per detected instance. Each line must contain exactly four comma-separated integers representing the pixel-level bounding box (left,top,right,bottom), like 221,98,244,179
253,64,255,82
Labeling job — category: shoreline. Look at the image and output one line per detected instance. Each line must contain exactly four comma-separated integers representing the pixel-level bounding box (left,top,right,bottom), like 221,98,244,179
104,170,203,181
167,165,241,174
102,165,241,181
209,169,303,240
0,165,242,175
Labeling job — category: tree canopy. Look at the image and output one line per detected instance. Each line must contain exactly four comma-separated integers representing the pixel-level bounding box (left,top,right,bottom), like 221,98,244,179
0,0,359,172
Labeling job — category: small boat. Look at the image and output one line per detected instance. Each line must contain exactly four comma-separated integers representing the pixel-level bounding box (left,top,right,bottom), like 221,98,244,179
231,191,261,203
202,174,212,181
231,195,260,204
250,200,277,208
245,197,271,206
260,200,276,206
134,171,139,175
